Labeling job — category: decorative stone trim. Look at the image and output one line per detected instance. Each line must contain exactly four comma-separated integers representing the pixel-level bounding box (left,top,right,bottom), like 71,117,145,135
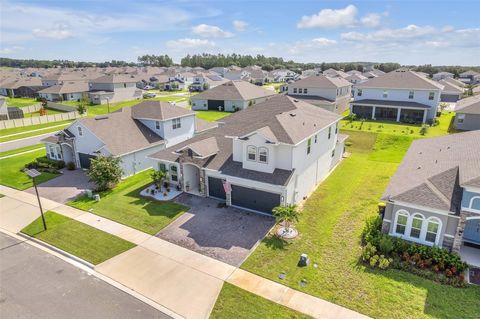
199,169,206,196
452,210,477,252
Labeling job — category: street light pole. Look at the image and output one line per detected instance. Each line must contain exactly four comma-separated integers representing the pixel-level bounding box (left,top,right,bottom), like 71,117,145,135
26,169,47,230
106,97,110,114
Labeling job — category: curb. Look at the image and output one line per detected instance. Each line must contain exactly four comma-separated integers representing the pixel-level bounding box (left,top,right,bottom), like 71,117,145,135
16,232,95,269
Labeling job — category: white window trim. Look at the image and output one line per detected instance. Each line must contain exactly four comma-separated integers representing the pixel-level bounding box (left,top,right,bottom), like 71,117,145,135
247,145,257,162
391,210,442,246
258,147,268,164
468,196,480,213
77,126,83,137
155,121,160,129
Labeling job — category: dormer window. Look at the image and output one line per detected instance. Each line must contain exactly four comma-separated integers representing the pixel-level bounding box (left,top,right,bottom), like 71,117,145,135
258,147,268,163
247,146,256,161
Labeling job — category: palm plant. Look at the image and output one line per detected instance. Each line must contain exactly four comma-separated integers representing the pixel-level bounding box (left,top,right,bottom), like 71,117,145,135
272,204,299,232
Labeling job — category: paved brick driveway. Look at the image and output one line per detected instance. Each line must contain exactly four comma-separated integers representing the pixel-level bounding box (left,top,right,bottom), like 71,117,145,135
25,169,94,203
157,193,275,266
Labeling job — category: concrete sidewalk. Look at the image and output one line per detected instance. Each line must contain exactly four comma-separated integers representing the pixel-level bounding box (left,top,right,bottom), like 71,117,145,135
0,185,370,319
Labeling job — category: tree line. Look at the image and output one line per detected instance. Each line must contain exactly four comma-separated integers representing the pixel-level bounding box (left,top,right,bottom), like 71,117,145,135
0,58,137,68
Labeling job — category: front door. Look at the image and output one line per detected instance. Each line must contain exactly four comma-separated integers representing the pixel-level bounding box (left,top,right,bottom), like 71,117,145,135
464,219,480,246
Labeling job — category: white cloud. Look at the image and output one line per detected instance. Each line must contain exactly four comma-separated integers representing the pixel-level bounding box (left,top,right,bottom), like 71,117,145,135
361,13,381,27
233,20,248,31
0,46,24,54
297,5,358,29
341,25,437,42
192,24,233,38
166,38,216,49
279,38,337,55
32,23,74,40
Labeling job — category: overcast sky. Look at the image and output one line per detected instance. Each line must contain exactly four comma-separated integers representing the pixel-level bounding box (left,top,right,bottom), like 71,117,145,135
1,0,479,65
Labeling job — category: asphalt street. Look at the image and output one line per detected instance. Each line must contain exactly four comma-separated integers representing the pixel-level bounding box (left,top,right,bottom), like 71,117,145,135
0,232,171,319
0,131,59,152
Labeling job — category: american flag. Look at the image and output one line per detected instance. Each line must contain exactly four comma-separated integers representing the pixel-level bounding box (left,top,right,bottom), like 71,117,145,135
222,181,232,193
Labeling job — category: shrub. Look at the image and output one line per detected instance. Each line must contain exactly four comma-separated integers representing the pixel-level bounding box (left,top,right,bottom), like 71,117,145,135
419,125,428,135
362,243,377,262
56,160,66,169
378,255,393,269
151,169,166,189
361,215,382,245
87,156,123,191
66,161,75,170
378,235,394,255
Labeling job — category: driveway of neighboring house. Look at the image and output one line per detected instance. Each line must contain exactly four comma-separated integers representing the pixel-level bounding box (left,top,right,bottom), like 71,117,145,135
157,194,275,266
25,169,94,203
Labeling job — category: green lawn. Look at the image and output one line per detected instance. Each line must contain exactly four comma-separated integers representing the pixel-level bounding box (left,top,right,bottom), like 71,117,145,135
195,110,231,122
5,97,38,107
0,120,72,142
237,130,480,319
0,144,43,158
0,149,59,190
25,109,65,117
340,112,455,138
210,283,310,319
22,211,135,265
68,170,189,235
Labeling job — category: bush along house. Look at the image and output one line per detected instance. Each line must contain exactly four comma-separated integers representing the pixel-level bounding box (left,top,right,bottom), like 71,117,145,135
381,131,480,268
149,94,347,215
41,100,217,177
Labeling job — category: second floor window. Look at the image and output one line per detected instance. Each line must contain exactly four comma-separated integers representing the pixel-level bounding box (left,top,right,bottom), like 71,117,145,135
328,127,331,139
357,89,362,96
293,88,297,94
428,92,435,100
304,88,308,94
77,126,83,136
155,121,160,129
259,147,268,163
307,138,312,154
170,165,178,182
314,134,317,143
247,146,256,161
299,88,303,94
172,118,181,130
383,90,388,98
409,91,414,99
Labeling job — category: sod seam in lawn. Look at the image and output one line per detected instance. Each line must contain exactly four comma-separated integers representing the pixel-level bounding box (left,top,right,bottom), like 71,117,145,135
68,169,189,235
21,211,135,265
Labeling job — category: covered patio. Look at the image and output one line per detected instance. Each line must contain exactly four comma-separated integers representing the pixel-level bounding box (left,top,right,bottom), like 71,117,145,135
351,99,431,124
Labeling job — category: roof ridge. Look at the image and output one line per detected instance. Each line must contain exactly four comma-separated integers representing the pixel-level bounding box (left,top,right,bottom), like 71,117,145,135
424,179,452,207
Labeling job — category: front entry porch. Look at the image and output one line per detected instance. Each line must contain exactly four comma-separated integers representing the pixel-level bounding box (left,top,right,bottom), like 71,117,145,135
351,104,428,124
182,163,202,196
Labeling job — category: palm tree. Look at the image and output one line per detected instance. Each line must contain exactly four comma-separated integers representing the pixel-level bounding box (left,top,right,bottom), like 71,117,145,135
272,204,299,233
151,170,166,189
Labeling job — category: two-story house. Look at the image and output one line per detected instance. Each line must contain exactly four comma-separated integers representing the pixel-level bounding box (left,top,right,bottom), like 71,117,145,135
454,95,480,131
381,131,480,267
351,69,443,124
88,74,142,105
149,95,347,214
432,72,454,81
191,80,276,111
189,74,229,92
286,75,352,114
41,100,216,177
459,70,480,85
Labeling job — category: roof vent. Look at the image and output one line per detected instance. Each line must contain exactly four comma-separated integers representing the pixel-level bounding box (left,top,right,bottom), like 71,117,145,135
293,99,299,102
95,115,109,120
289,113,296,117
417,166,422,170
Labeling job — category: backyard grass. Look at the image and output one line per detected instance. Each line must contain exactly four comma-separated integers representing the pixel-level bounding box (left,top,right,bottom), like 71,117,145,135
237,130,480,319
194,110,231,122
21,211,135,265
25,109,65,117
210,283,310,319
0,120,72,142
68,170,189,235
0,148,59,190
5,97,37,107
340,112,455,138
0,143,43,158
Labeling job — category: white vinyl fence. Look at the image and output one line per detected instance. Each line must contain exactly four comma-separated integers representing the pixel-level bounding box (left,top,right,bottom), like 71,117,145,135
20,104,42,114
0,111,83,129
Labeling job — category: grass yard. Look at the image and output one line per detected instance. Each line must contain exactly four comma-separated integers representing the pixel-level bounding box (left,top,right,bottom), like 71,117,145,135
0,120,72,142
68,170,189,235
5,97,37,107
21,211,135,265
195,110,231,122
237,130,480,319
0,143,43,158
210,283,310,319
0,148,59,190
340,112,455,138
24,109,66,117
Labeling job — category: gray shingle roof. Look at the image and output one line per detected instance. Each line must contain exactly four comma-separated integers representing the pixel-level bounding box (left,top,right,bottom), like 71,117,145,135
91,74,137,84
38,81,89,94
382,131,480,213
191,80,276,101
289,74,351,88
455,95,480,114
131,100,195,120
357,70,443,90
438,79,463,94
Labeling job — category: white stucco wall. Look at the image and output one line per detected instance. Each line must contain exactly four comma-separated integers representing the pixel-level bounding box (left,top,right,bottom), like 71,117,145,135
119,144,165,177
162,115,196,147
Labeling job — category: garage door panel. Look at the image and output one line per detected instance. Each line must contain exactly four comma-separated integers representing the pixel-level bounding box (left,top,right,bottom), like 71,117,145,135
208,100,224,111
208,177,226,200
231,185,280,214
78,153,96,169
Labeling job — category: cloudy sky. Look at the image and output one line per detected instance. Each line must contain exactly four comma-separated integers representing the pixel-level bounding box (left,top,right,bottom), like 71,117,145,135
1,0,479,65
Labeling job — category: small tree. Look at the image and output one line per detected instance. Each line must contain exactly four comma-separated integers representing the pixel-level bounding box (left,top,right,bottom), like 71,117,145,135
87,156,123,191
272,204,299,233
203,82,209,91
77,94,89,115
419,124,429,136
151,170,166,189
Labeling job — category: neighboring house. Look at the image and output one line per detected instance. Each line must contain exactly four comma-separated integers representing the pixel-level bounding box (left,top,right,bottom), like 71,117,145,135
88,74,142,105
0,77,43,98
381,131,480,266
149,95,347,214
209,67,228,77
363,69,385,79
191,80,276,111
223,70,249,81
41,73,92,87
454,95,480,131
37,81,89,102
302,69,319,77
286,74,352,114
189,74,229,92
323,68,348,78
438,79,464,102
345,73,368,85
269,69,298,82
41,100,216,177
459,70,480,84
246,69,268,85
351,69,443,124
432,72,454,81
444,77,467,89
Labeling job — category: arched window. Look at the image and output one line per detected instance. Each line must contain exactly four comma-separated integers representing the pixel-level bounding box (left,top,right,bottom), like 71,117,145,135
247,146,256,161
395,210,409,235
258,147,268,163
425,217,441,244
469,196,480,210
410,214,424,239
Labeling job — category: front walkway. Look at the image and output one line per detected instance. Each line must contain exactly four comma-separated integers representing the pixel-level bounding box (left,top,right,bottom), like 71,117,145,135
0,185,370,319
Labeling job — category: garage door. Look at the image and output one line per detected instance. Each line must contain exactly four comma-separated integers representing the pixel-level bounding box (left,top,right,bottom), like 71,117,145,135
231,185,280,214
78,153,96,169
441,94,460,102
208,177,226,200
208,100,224,111
464,219,480,245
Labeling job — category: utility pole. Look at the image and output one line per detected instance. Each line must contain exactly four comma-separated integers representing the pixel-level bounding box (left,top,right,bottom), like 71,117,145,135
25,169,47,230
